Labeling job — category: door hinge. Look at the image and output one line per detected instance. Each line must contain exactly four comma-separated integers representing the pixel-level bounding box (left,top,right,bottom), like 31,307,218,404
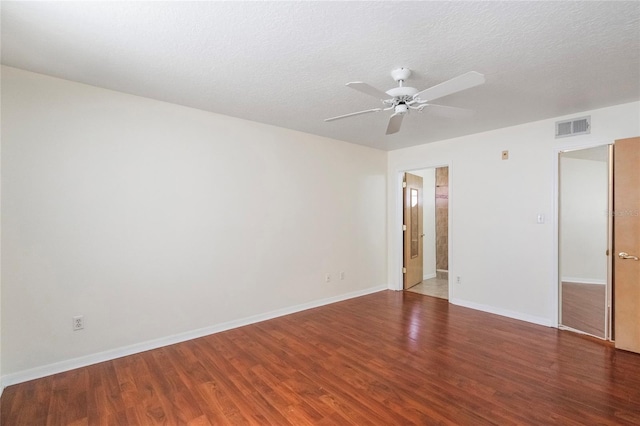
606,249,610,256
402,267,407,274
402,181,407,188
402,224,407,231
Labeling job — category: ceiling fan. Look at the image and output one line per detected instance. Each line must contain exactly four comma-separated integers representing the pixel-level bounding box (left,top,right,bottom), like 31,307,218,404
325,68,485,135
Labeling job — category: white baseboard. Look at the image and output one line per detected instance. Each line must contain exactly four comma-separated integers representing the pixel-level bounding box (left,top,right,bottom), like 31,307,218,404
1,285,387,388
561,277,606,285
423,273,437,280
449,298,554,327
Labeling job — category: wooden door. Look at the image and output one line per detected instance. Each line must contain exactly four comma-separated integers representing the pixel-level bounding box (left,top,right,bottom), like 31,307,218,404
403,173,423,289
614,137,640,353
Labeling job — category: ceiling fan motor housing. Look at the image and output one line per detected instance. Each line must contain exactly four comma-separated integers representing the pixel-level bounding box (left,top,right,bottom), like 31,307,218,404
385,86,419,98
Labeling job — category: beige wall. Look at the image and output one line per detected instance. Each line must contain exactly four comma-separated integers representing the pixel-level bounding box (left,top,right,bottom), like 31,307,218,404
1,66,387,383
0,66,2,394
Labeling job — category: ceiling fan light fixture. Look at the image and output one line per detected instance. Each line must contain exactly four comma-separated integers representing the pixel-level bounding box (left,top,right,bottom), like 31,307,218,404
395,104,409,115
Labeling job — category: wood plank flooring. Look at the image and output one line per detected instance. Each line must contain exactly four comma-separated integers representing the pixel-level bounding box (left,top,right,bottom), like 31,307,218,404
2,290,640,425
562,282,606,337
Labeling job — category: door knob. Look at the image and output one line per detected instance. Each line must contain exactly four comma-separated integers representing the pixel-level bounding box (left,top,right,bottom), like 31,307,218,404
618,252,639,261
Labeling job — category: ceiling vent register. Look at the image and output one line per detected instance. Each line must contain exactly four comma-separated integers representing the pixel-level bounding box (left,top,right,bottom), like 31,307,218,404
555,116,591,138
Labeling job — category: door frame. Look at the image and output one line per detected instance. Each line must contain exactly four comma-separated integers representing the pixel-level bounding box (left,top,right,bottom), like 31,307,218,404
552,139,613,331
391,161,453,298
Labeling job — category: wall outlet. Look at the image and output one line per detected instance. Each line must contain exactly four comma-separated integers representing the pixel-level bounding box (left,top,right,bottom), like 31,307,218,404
340,271,345,280
456,276,462,285
325,274,331,283
73,315,84,331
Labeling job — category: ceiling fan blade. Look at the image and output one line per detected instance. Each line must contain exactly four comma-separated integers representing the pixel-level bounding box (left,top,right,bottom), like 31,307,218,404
420,104,475,118
413,71,485,103
386,113,404,135
346,82,390,99
324,108,382,122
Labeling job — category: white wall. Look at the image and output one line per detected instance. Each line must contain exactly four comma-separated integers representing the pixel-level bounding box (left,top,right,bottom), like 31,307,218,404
0,66,387,382
410,168,436,279
388,101,640,326
560,156,608,284
0,65,3,396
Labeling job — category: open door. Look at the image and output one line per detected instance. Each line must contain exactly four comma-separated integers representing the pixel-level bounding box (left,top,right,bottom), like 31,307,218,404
614,137,640,353
403,172,423,289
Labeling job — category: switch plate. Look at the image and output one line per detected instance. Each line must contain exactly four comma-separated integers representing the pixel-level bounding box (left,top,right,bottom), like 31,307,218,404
502,150,509,160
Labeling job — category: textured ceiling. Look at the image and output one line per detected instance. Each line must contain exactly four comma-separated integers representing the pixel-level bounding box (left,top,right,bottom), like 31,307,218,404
2,1,639,151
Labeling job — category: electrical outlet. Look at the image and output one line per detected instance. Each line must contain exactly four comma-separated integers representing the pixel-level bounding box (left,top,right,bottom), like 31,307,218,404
456,276,462,285
73,315,84,331
340,271,345,280
325,274,331,283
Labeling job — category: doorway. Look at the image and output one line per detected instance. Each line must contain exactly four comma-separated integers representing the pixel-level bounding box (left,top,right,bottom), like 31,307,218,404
404,167,449,300
558,138,640,352
558,145,611,339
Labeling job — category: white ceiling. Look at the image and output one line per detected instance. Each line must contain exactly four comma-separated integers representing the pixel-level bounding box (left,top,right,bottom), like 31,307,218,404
2,1,639,151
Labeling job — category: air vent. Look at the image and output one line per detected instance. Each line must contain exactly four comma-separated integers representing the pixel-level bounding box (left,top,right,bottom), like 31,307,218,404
555,116,591,138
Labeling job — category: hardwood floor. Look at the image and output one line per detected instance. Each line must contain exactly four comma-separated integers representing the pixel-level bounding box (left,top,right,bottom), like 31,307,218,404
561,282,606,337
2,290,640,425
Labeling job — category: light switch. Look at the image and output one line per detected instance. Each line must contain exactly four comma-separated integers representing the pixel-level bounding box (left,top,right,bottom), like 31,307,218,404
537,214,545,224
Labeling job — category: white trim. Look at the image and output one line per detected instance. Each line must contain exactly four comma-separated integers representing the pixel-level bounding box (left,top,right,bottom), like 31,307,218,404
422,273,437,280
606,144,614,340
450,297,554,327
551,147,561,327
1,285,386,387
392,171,405,291
561,277,606,285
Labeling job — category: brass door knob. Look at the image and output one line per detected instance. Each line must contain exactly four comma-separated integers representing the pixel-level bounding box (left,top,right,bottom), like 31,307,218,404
618,252,639,261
